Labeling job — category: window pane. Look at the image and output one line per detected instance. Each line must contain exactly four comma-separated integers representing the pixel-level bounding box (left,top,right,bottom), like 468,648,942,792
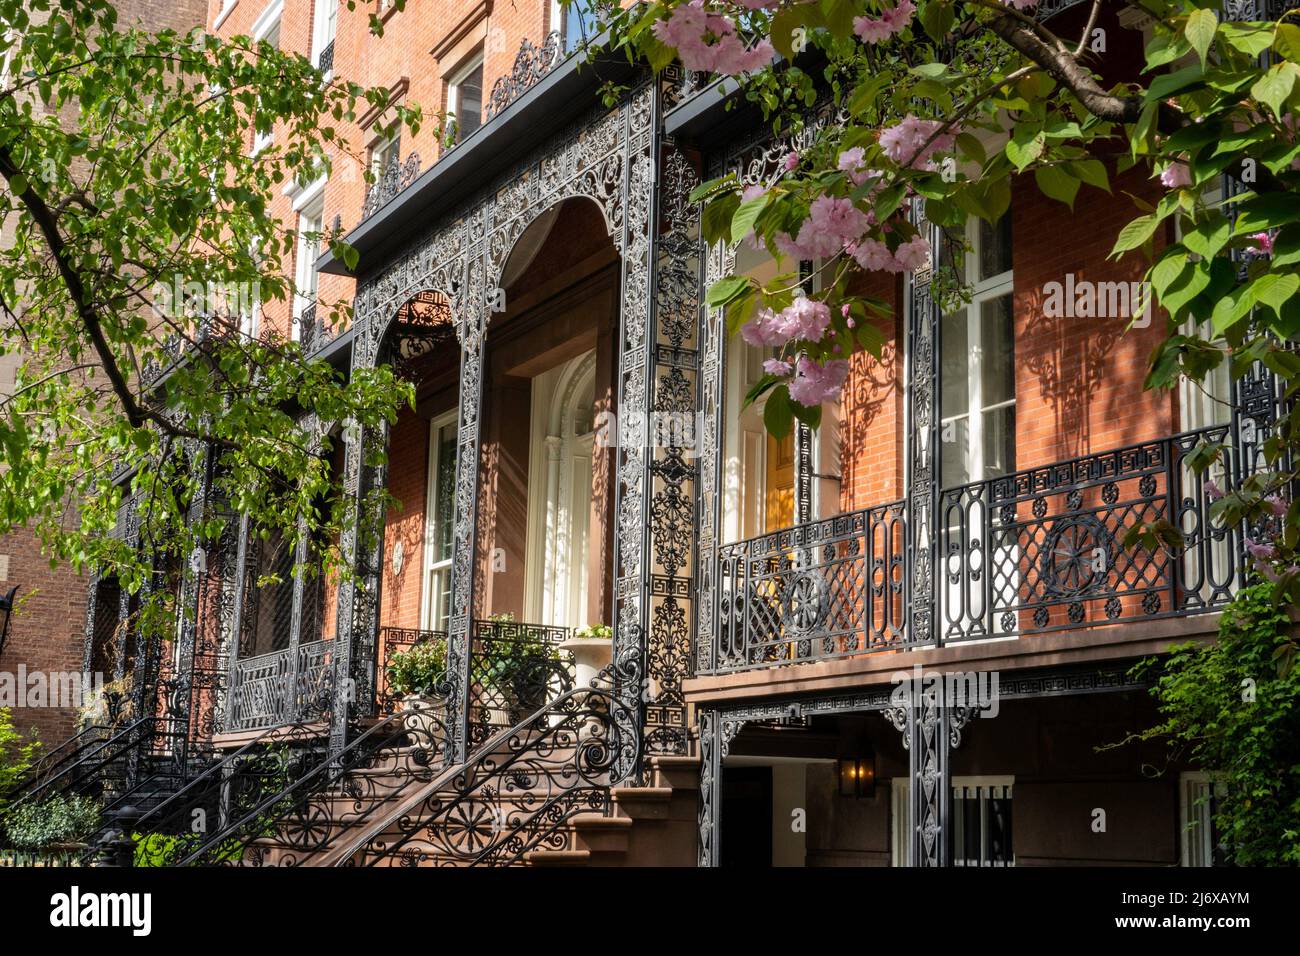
940,415,971,489
979,215,1012,280
979,295,1015,407
435,423,456,561
981,403,1016,478
564,0,591,49
940,311,969,419
457,63,484,138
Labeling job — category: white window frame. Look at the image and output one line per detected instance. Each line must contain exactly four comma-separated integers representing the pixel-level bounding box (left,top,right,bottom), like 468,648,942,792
213,0,239,31
420,410,459,633
369,134,400,178
891,775,1015,867
446,51,485,143
939,217,1015,489
249,0,284,155
292,193,325,340
310,0,338,76
1179,771,1227,867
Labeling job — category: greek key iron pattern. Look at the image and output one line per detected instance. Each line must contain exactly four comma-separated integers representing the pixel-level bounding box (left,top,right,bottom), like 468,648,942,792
642,139,699,759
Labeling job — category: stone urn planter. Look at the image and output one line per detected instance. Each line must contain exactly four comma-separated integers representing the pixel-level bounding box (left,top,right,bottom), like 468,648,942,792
558,636,613,691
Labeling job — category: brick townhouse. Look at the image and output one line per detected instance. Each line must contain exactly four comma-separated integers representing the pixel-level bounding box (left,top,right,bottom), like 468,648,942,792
16,0,1284,867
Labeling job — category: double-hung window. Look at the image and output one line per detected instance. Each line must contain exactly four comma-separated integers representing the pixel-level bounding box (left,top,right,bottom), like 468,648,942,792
250,1,283,155
939,216,1016,489
892,776,1015,866
293,198,324,341
550,0,592,50
311,0,337,76
446,52,484,143
421,413,458,633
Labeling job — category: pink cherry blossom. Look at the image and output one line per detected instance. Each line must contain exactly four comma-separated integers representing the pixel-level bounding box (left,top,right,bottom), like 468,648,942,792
783,151,800,172
1205,479,1224,501
788,356,850,405
740,307,788,347
1266,494,1288,516
852,237,897,272
652,2,775,76
1245,537,1277,561
854,0,914,44
879,115,957,169
734,0,781,8
762,358,792,376
838,148,883,190
1160,161,1192,189
892,234,931,271
774,196,871,259
1252,231,1274,255
780,296,832,341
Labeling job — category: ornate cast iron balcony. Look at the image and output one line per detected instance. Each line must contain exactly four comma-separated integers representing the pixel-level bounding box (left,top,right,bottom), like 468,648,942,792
316,39,335,77
360,152,421,221
228,639,334,732
485,31,564,122
709,426,1243,675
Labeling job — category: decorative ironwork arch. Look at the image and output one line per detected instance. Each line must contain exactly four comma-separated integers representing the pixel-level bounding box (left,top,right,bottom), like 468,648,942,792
335,83,659,763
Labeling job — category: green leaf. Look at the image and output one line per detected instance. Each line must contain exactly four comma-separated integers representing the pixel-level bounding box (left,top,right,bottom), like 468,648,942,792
1034,165,1080,208
1220,22,1274,57
763,387,795,440
706,275,750,308
730,193,769,245
1111,214,1161,256
1251,62,1300,120
1182,214,1231,260
1005,126,1045,171
1274,22,1300,63
1065,159,1110,193
1184,8,1218,67
1250,272,1299,317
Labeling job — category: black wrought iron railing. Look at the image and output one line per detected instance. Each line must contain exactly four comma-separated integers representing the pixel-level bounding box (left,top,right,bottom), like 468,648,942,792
360,153,421,221
227,639,334,732
468,619,574,747
4,716,180,811
316,38,334,76
939,426,1239,643
708,426,1245,674
334,683,637,867
714,499,911,672
132,705,449,867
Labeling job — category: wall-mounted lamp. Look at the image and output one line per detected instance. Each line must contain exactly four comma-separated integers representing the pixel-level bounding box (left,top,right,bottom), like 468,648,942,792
0,586,19,660
837,744,876,799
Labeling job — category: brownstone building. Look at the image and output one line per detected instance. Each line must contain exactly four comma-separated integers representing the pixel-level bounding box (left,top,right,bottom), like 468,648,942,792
11,0,1277,868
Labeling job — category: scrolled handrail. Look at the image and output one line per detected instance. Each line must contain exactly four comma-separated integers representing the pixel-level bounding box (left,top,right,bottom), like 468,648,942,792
332,682,639,868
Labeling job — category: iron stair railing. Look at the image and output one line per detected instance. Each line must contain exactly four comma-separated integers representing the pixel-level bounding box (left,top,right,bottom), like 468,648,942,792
4,715,172,811
326,683,638,868
151,705,451,866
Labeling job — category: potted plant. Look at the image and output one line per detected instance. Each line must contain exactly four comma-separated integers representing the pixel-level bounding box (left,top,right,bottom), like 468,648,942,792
561,624,614,690
384,638,448,739
484,634,561,723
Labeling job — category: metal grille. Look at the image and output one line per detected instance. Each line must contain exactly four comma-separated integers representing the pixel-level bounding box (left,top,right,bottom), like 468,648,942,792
940,426,1239,642
950,784,1014,867
712,500,909,673
468,620,574,747
228,639,334,731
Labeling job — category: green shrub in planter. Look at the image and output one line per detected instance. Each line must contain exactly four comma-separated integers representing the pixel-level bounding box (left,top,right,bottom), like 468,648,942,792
573,624,612,640
386,638,448,698
0,708,39,813
2,794,101,850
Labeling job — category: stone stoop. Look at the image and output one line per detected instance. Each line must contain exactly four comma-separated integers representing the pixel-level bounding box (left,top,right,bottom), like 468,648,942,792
526,754,701,867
